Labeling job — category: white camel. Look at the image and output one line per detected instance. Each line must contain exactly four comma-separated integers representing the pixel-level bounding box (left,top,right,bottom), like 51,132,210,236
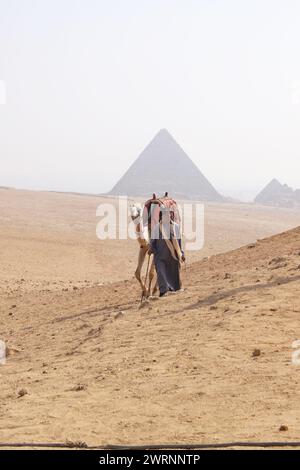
130,204,157,298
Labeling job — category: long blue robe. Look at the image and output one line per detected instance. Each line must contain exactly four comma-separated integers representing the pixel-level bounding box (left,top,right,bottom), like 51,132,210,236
150,222,183,296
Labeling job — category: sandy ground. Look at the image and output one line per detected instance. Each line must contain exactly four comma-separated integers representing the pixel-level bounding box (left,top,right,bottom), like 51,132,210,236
1,188,300,447
1,188,300,294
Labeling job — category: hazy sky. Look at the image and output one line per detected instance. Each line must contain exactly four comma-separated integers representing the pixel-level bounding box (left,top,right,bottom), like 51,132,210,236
1,0,300,199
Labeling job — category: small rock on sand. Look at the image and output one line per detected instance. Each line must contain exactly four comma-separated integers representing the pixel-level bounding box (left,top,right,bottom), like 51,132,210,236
279,425,288,432
17,389,28,398
114,311,124,320
252,349,261,358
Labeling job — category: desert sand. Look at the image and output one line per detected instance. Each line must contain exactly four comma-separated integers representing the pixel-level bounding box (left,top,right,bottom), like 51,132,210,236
1,188,300,294
1,188,300,447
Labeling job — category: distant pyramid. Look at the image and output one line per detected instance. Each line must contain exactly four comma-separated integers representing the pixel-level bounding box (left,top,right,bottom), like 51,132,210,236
255,179,298,207
108,129,223,201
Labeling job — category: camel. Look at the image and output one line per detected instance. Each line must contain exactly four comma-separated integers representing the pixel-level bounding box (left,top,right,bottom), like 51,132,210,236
130,204,157,298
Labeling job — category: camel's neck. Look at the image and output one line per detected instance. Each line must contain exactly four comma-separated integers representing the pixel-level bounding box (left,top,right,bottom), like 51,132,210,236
135,221,148,247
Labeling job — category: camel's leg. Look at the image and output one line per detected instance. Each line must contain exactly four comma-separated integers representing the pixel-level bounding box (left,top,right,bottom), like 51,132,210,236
147,257,156,297
152,279,158,296
135,245,148,294
148,258,158,297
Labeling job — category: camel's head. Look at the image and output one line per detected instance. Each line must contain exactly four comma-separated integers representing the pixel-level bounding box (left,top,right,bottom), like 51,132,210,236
130,204,142,221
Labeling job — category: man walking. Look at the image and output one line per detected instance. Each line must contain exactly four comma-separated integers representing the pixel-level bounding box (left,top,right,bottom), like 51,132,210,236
149,206,185,297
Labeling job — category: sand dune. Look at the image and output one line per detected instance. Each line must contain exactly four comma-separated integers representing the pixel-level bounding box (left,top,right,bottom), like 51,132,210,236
1,187,300,294
1,188,300,446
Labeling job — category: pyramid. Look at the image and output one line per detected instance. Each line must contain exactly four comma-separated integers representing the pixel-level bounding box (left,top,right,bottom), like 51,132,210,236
108,129,223,201
255,179,298,207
